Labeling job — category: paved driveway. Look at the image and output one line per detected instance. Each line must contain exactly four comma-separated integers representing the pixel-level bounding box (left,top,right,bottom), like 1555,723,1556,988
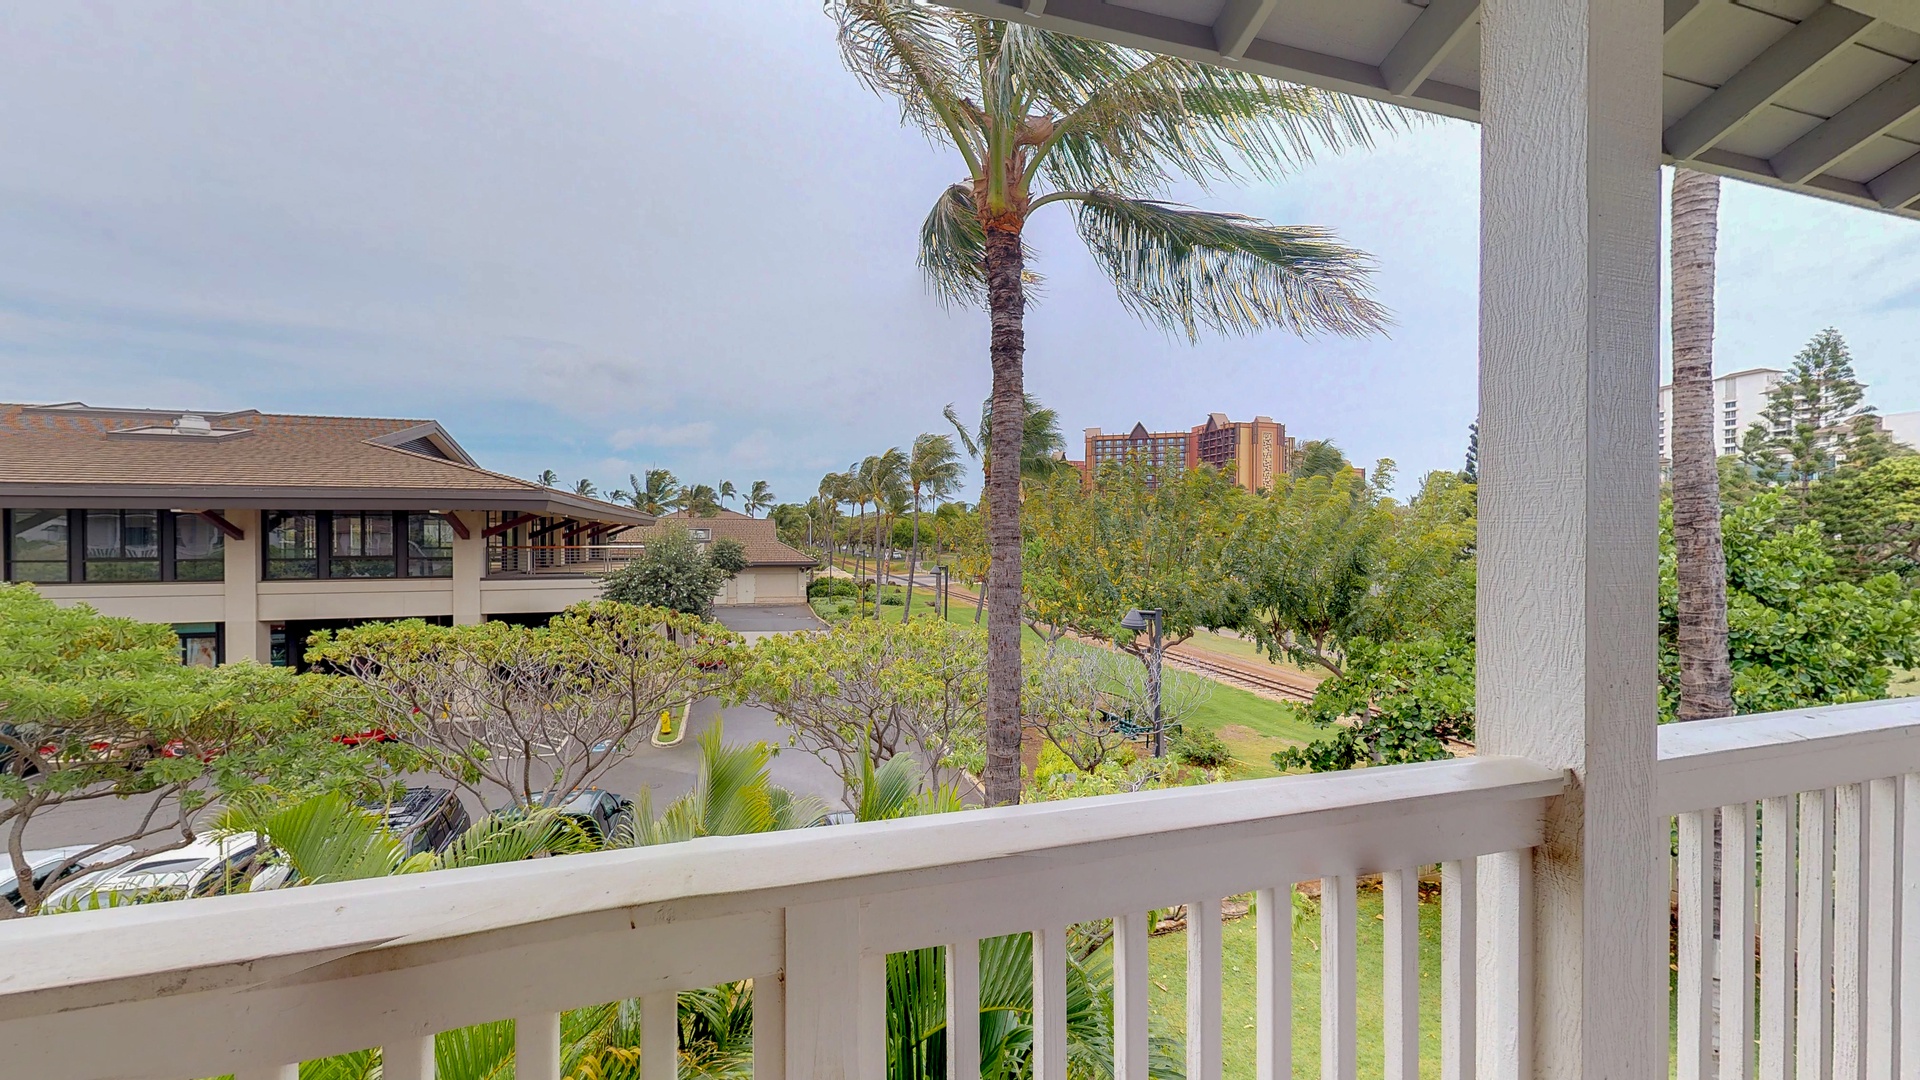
712,604,823,638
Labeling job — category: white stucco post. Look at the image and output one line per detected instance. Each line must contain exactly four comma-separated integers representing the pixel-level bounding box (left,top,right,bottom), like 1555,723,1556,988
451,512,484,626
1476,0,1664,1078
221,508,271,663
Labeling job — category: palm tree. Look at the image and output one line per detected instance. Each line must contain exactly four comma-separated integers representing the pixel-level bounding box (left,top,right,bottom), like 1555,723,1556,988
1289,438,1352,480
629,724,829,844
632,469,684,516
856,450,908,615
1670,168,1733,721
538,469,559,487
836,3,1395,803
945,394,1068,490
573,478,598,498
818,472,849,566
903,433,964,620
948,393,1067,624
743,480,776,517
682,484,722,517
718,480,738,509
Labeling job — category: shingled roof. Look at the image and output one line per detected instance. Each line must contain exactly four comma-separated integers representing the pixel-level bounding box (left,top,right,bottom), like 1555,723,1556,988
0,403,648,523
639,509,818,568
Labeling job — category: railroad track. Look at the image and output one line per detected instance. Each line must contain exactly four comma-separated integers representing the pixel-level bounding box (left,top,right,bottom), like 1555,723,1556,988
1162,648,1319,705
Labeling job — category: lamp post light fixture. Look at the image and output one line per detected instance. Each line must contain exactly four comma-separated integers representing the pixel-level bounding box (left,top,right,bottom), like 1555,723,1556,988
1120,608,1166,758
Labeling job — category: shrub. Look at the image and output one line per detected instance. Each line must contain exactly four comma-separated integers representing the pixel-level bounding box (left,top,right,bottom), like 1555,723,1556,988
808,577,860,600
1170,727,1232,769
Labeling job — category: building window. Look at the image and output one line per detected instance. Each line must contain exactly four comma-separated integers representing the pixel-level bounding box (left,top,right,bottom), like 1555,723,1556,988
173,514,226,581
6,509,70,583
406,513,454,578
84,509,162,581
175,623,222,667
265,511,320,579
330,512,396,578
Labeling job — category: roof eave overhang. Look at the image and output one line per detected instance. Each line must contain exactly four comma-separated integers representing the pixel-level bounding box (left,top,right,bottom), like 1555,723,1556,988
0,485,653,526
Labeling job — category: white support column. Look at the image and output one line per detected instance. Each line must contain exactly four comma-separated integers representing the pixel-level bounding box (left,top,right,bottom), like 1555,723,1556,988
1478,3,1665,1080
220,508,270,663
450,511,484,625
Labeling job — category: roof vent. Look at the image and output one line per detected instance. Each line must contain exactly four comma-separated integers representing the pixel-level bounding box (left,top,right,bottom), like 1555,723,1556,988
174,414,214,435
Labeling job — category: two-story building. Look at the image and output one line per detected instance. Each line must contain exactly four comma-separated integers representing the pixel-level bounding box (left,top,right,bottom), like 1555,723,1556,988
0,402,651,666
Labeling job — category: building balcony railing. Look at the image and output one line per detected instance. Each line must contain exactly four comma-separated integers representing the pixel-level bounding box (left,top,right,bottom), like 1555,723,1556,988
2,698,1918,1080
487,542,647,577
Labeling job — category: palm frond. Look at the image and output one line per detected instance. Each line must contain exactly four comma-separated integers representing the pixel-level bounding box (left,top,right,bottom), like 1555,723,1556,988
1039,50,1414,195
832,0,982,164
919,184,989,307
437,809,599,868
1071,192,1388,340
248,791,404,885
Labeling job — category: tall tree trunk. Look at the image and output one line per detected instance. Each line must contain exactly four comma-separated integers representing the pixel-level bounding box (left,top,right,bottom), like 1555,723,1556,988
905,497,921,621
1671,168,1734,721
982,222,1026,805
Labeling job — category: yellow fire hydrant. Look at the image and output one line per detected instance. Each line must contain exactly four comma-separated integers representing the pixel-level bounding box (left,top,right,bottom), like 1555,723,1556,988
658,708,673,739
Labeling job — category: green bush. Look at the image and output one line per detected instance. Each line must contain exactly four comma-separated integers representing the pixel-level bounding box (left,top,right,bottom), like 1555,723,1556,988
1170,727,1233,769
808,577,860,600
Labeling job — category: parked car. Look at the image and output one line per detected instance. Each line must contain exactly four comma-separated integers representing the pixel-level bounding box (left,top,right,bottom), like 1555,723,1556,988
492,787,634,843
368,786,471,857
40,833,263,910
2,845,134,912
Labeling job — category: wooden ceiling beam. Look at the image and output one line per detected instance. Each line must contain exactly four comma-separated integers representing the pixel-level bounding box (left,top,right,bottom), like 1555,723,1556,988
1212,0,1277,60
1663,3,1875,161
1381,0,1479,97
1772,59,1920,184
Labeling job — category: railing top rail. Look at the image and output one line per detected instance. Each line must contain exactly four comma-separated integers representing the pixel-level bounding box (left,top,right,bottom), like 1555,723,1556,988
1655,696,1920,815
0,755,1561,1024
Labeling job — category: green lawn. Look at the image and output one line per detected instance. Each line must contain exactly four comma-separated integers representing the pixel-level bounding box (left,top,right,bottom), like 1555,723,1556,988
1127,888,1445,1079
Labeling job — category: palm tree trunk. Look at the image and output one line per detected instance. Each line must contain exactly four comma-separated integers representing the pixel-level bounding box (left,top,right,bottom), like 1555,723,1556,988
905,497,922,621
982,223,1026,806
1671,168,1734,721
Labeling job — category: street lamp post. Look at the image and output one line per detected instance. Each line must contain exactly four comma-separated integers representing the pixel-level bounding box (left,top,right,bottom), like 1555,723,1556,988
1120,608,1165,757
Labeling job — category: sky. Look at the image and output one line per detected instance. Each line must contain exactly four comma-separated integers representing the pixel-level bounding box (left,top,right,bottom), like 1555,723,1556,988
3,3,1919,504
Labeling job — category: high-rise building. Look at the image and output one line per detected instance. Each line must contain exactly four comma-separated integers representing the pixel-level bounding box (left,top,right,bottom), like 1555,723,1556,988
1081,414,1294,492
1191,413,1291,493
1658,367,1783,460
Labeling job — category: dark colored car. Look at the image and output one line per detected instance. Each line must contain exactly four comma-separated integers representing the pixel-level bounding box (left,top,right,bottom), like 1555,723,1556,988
493,787,635,843
367,786,471,857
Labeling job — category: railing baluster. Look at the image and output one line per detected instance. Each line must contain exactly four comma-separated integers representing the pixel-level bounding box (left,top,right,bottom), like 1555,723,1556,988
1837,783,1869,1080
785,899,861,1080
1114,913,1150,1080
1441,859,1476,1080
1034,926,1070,1080
1321,875,1357,1080
1476,849,1531,1080
1384,868,1420,1080
1188,898,1224,1080
947,939,981,1080
1256,888,1293,1080
1679,809,1715,1080
1799,789,1837,1080
643,992,678,1080
858,954,886,1080
383,1036,436,1080
1722,802,1757,1080
1868,777,1900,1080
1759,795,1797,1080
753,971,786,1080
516,1012,561,1080
1903,775,1920,1080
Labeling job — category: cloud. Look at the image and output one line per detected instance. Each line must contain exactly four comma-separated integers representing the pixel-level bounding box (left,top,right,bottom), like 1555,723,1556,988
609,422,715,450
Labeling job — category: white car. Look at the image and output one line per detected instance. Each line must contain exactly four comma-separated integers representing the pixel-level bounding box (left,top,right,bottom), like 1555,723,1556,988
40,833,262,911
2,845,134,912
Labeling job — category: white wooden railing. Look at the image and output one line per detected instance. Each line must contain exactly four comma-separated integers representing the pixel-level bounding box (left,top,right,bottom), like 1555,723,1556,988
0,756,1563,1080
6,697,1920,1080
1660,698,1920,1080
